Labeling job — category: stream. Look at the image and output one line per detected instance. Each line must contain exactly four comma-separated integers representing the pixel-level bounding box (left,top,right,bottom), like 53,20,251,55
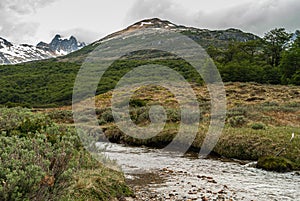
99,143,300,201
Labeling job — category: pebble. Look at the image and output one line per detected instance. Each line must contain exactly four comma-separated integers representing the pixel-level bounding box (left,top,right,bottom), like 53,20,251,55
125,168,237,201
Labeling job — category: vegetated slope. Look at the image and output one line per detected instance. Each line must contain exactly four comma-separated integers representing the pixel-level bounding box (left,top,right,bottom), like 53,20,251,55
0,18,299,107
0,60,81,107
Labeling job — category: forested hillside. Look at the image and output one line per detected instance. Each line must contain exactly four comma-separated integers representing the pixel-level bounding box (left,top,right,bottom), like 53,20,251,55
0,24,299,107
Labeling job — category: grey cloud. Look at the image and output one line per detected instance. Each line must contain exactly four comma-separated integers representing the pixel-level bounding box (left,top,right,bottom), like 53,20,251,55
195,0,300,35
0,0,57,43
126,0,192,26
7,0,57,15
127,0,300,36
49,28,102,44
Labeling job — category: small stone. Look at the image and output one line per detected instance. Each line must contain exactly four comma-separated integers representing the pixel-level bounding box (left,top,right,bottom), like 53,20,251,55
118,197,126,201
202,196,209,201
218,189,226,194
208,179,217,184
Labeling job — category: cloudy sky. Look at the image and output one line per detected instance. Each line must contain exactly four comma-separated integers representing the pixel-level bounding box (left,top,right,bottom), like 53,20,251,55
0,0,299,45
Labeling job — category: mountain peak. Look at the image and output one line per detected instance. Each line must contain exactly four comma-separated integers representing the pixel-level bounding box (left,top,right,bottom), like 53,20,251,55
0,37,13,49
130,18,177,29
69,35,76,40
54,34,62,39
38,34,86,56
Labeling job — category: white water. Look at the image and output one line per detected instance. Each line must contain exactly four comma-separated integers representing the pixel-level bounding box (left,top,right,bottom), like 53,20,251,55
100,143,300,200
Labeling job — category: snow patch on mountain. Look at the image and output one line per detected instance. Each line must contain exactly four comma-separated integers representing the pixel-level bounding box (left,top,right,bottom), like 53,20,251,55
0,35,86,65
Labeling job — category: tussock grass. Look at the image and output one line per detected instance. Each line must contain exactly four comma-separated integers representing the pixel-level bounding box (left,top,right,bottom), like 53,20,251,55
51,82,300,170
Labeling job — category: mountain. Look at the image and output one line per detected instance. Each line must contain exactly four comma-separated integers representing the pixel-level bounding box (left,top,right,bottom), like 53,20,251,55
37,34,86,56
0,37,55,65
61,18,260,63
0,18,266,107
99,18,259,46
0,35,85,65
0,18,259,65
290,30,299,44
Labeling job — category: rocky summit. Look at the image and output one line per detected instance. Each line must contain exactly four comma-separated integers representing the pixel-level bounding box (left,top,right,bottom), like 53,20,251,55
37,34,86,56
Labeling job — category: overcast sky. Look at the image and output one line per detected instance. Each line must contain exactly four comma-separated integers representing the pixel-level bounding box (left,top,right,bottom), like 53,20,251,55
0,0,299,45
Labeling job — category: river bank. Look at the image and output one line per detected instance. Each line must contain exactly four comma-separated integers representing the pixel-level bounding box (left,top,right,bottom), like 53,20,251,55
101,142,300,201
49,82,300,171
94,83,300,171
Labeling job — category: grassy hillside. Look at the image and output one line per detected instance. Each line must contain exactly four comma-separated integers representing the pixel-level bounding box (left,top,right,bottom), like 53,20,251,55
58,82,300,171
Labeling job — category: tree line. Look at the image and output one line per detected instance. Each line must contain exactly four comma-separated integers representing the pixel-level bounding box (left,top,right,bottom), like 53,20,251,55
208,28,300,85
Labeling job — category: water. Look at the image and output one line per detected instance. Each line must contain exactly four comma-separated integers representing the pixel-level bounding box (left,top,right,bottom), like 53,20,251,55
100,143,300,200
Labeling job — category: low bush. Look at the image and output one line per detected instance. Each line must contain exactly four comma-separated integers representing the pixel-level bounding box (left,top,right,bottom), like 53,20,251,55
229,116,247,127
47,110,74,124
227,107,248,118
100,108,114,124
251,123,266,130
0,107,52,137
0,128,78,201
129,99,147,108
0,107,132,200
257,156,295,172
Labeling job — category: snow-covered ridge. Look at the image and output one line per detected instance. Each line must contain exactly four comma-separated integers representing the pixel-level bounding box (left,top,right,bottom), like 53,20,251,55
0,35,86,65
0,37,54,65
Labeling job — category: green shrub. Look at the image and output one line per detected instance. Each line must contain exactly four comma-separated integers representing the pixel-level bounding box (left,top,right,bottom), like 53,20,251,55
101,109,114,123
0,130,78,201
251,123,266,130
284,102,300,108
0,107,52,137
261,101,279,107
257,156,295,172
227,107,247,117
130,107,149,124
47,110,74,123
229,115,247,127
0,135,50,201
97,108,114,124
166,108,180,123
0,107,132,200
129,99,147,107
181,110,202,124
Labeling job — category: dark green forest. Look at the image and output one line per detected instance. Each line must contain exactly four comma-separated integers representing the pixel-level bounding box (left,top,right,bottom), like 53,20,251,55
0,28,299,107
